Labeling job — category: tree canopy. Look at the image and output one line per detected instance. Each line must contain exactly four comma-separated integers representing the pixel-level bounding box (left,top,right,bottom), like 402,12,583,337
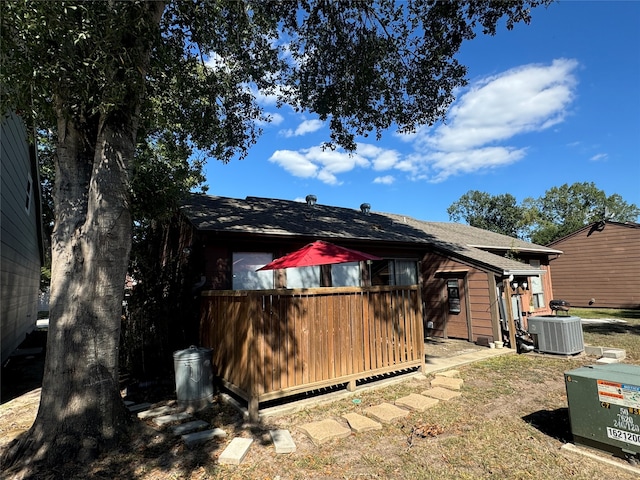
1,0,551,472
447,190,527,238
448,183,640,244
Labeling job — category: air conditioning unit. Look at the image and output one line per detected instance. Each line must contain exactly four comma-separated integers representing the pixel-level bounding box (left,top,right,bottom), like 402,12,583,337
528,315,584,355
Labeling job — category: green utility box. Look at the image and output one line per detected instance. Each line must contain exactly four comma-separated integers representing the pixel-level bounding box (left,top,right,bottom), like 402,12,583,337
565,364,640,459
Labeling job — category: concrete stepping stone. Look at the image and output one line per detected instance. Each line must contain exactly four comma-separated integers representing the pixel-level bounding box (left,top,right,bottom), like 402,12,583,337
395,393,439,412
596,357,621,364
172,420,210,436
585,345,604,356
153,411,193,427
364,403,410,423
299,419,352,446
430,376,464,391
342,412,382,433
127,402,151,414
269,429,296,454
137,405,177,419
435,369,460,378
218,437,253,465
183,428,227,448
603,349,626,360
421,386,462,401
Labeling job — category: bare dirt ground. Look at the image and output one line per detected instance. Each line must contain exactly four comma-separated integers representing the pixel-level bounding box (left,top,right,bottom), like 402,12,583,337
0,336,477,450
2,333,639,479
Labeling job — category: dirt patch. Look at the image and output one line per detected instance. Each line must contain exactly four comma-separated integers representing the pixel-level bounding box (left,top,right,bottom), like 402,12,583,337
425,336,487,358
0,389,41,450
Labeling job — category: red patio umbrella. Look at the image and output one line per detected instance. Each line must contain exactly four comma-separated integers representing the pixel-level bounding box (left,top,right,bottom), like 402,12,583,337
256,240,382,271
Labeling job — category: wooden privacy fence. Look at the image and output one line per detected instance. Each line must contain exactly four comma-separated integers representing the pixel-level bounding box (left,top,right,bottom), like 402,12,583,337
200,285,425,420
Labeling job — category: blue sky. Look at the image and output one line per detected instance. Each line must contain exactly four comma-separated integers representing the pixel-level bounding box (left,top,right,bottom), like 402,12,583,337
203,1,640,222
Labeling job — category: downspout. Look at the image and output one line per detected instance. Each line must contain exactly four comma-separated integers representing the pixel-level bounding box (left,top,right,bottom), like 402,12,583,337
504,278,517,350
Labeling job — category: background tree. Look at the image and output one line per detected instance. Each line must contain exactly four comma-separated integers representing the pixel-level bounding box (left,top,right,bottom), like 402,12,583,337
121,134,208,380
523,182,640,245
1,0,551,472
447,190,528,238
448,183,639,246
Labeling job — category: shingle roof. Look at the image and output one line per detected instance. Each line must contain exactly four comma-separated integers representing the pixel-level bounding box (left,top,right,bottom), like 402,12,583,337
181,194,430,243
181,194,558,275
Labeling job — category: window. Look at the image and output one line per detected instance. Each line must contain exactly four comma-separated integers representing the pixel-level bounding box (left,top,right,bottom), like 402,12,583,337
286,262,361,288
332,262,360,287
371,260,393,286
370,259,418,286
447,279,461,313
232,252,274,290
286,265,320,288
530,276,545,309
528,261,544,309
395,260,418,286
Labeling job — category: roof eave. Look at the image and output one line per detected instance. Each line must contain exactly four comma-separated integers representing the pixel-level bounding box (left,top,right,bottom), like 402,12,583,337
468,244,563,255
503,268,547,277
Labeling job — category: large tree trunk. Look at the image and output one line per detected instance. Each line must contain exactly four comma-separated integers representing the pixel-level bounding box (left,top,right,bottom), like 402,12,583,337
3,110,137,468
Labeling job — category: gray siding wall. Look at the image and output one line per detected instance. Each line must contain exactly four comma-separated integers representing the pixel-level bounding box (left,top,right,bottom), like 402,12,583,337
1,112,41,363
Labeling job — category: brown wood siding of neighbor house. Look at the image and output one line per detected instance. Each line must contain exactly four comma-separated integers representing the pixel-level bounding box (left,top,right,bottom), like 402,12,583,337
549,222,640,309
200,286,424,415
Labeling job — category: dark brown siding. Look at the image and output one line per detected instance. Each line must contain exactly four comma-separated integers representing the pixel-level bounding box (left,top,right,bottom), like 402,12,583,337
549,222,640,309
467,270,494,341
421,252,496,343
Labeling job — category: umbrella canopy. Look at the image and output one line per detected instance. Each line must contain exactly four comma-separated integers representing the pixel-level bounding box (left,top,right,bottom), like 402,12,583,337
257,240,382,271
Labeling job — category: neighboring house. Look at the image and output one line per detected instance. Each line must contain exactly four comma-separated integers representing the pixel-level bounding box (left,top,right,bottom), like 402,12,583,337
1,111,44,364
174,194,561,417
548,220,640,309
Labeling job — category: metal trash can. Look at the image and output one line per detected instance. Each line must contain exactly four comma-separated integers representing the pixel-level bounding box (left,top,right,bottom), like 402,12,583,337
173,346,214,410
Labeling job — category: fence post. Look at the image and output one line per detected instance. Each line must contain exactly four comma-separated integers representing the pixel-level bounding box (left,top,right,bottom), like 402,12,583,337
247,293,260,422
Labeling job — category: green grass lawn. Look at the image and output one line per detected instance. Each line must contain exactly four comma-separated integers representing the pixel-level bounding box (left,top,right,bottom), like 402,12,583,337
573,307,640,362
571,307,640,321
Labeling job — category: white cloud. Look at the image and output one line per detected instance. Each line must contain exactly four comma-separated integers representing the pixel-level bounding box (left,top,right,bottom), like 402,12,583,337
425,147,528,183
205,52,231,73
267,59,579,185
280,119,324,138
374,175,395,185
268,146,369,185
268,150,318,178
254,112,285,127
405,58,579,181
590,153,608,162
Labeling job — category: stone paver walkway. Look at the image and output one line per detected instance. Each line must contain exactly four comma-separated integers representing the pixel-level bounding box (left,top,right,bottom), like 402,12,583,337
125,345,513,465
